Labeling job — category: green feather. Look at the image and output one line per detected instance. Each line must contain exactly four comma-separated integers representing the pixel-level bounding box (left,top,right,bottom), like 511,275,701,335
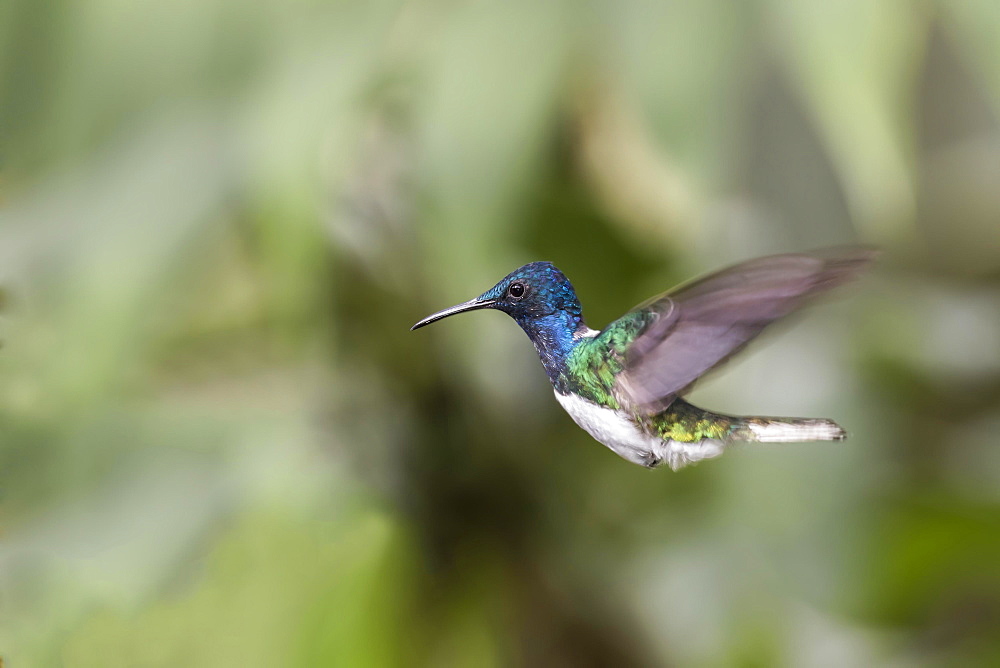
645,399,735,442
563,312,653,409
564,312,741,443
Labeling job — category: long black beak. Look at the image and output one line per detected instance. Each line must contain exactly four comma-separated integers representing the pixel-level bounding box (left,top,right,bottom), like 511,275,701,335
410,298,497,330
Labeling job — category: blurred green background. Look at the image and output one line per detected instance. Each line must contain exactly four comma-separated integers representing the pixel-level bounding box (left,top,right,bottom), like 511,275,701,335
2,0,1000,666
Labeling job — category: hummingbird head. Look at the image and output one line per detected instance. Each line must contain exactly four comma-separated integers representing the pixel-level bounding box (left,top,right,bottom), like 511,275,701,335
410,261,583,332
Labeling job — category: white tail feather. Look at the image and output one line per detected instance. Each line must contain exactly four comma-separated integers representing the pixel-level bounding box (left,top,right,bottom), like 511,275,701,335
745,419,845,443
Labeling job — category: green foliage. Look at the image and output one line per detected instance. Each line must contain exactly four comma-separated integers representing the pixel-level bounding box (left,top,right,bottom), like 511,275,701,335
1,0,1000,665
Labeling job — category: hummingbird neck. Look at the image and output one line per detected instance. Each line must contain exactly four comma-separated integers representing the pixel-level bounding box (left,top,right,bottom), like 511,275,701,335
515,310,591,386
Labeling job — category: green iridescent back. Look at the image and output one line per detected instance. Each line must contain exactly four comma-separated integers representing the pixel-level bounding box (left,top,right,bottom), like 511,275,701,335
564,312,650,409
567,305,667,406
564,310,739,444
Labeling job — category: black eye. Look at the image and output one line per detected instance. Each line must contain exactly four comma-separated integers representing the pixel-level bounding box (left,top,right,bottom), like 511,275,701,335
507,282,526,299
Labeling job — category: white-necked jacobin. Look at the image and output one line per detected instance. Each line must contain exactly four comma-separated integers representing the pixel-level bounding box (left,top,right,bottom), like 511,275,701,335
411,248,876,470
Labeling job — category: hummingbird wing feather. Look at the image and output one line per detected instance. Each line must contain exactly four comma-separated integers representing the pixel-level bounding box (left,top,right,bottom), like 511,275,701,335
615,247,877,414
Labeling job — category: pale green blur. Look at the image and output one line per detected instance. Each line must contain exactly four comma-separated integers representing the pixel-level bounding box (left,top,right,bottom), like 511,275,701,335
2,1,1000,666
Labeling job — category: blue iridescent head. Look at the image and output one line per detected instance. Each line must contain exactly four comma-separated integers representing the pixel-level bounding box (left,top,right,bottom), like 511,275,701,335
411,261,584,335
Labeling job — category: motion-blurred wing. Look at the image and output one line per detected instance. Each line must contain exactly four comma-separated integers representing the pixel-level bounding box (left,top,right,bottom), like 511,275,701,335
616,247,877,414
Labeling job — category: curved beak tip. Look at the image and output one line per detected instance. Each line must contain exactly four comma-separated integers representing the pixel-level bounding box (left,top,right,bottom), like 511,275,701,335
409,298,495,331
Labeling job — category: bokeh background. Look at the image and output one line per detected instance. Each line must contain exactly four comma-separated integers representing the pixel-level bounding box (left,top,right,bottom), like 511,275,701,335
2,1,1000,665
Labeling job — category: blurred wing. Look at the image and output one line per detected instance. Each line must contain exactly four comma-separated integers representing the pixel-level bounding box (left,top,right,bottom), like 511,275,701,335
616,247,877,414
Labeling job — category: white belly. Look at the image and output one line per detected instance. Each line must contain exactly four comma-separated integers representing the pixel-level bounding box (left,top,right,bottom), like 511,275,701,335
553,391,725,470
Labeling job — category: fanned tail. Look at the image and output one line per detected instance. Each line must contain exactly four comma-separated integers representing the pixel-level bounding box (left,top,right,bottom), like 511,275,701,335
731,416,845,443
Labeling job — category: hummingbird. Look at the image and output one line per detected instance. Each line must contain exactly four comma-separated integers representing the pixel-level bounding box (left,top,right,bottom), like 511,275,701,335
411,248,875,471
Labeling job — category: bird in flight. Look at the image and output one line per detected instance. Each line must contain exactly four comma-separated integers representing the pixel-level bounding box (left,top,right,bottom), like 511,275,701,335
411,248,876,470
